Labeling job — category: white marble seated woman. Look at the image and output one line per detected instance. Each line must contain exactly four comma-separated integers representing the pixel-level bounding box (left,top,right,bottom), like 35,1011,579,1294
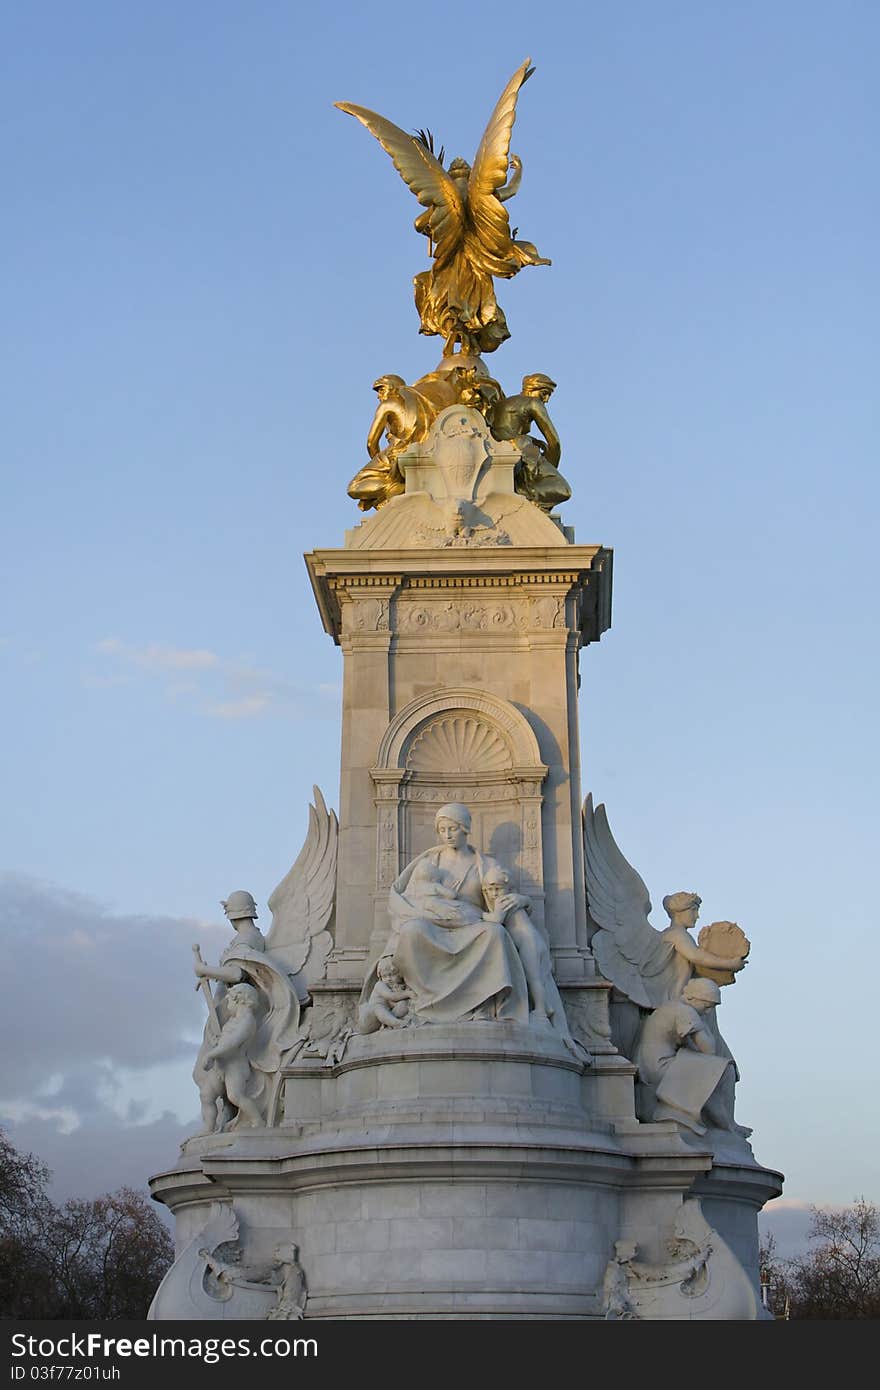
388,803,531,1024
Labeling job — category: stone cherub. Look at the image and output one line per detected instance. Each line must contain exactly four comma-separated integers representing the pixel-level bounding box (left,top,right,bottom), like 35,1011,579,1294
356,955,412,1033
602,1243,639,1320
195,982,264,1132
490,373,570,512
265,1243,308,1321
336,58,550,357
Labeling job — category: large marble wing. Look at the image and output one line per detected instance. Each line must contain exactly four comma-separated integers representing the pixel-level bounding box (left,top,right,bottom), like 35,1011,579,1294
266,786,338,986
334,102,465,267
583,794,675,1008
466,58,534,268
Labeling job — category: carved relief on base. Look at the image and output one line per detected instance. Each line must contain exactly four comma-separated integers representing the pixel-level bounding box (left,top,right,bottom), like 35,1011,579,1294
148,1205,307,1322
292,989,357,1068
561,983,614,1053
601,1200,763,1320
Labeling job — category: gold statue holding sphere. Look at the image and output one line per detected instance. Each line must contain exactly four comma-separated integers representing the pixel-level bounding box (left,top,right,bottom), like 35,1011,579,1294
337,60,571,515
336,58,549,358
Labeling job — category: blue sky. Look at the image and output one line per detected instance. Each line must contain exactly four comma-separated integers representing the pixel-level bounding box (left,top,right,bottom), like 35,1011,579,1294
2,2,877,1236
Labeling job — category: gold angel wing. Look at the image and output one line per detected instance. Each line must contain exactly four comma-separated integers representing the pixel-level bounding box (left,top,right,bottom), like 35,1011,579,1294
467,58,537,269
335,102,465,267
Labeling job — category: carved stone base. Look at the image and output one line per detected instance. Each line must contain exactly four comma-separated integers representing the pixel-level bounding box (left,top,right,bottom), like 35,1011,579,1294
150,1021,781,1319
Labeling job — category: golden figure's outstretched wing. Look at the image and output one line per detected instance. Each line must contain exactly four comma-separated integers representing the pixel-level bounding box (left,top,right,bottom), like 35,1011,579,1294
335,102,465,267
467,58,535,268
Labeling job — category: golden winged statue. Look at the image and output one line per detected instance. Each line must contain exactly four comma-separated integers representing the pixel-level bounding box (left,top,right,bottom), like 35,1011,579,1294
336,58,550,357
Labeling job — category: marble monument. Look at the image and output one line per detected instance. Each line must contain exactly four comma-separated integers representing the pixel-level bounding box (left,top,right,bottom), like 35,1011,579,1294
148,59,782,1320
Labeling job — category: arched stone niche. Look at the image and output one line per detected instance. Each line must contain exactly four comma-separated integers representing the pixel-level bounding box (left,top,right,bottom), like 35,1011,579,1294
371,688,549,927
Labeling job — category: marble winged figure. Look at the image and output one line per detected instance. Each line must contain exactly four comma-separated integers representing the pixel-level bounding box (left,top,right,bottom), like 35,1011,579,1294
192,787,338,1131
583,795,751,1135
336,58,550,357
582,793,749,1011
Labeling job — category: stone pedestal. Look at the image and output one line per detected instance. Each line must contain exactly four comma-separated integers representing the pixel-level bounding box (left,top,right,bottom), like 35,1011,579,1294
151,1011,778,1318
305,539,611,980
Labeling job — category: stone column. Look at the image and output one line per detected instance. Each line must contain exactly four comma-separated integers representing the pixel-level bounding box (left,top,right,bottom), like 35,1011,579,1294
305,545,612,981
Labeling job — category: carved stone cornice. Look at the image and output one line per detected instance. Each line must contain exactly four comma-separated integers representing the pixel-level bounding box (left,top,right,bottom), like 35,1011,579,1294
305,545,613,646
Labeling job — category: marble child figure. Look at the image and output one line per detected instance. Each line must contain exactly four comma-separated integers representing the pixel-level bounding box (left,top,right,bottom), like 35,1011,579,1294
481,862,585,1056
195,982,263,1132
265,1244,308,1321
356,956,412,1033
481,863,551,1023
406,856,490,928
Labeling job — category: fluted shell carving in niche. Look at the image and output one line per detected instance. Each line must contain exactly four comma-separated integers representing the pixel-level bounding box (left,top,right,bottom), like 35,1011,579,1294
406,715,512,774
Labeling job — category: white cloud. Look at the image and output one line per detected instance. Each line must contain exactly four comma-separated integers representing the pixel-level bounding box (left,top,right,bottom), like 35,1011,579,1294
2,1100,81,1134
0,875,212,1203
95,638,219,671
0,873,224,1105
88,636,341,722
5,1104,191,1210
204,694,272,719
758,1200,816,1260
